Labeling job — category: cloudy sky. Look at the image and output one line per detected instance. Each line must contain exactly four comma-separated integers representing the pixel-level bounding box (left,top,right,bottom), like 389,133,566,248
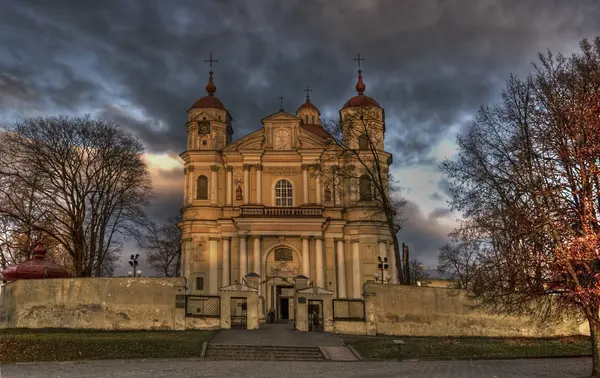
1,0,599,274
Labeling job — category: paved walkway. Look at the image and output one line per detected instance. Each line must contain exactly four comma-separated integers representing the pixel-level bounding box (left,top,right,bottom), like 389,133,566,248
1,358,592,377
211,322,344,347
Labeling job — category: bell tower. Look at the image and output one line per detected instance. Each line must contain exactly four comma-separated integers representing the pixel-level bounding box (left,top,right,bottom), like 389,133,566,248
339,54,385,150
186,54,233,151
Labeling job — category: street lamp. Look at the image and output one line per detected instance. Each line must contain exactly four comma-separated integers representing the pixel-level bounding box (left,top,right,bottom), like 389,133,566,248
128,254,142,277
373,256,390,283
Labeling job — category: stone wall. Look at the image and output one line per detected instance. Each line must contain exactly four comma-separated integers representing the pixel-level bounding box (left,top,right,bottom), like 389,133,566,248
0,277,187,330
359,283,589,337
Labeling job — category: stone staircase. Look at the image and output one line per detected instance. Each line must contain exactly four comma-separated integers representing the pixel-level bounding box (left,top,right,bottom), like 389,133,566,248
205,344,326,361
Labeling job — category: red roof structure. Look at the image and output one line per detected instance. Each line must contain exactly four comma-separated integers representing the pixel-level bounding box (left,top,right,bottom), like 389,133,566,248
1,243,71,281
341,69,381,109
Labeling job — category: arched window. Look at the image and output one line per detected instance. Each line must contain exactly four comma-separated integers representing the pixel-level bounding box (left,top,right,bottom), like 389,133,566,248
274,248,293,262
196,175,208,200
311,115,315,124
358,134,369,149
275,179,293,207
305,116,308,124
359,174,372,201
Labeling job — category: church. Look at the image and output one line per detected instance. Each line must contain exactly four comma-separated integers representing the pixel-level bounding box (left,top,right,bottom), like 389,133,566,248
179,59,398,322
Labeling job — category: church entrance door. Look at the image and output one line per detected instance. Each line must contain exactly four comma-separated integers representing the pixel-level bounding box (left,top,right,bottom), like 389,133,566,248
280,297,289,319
275,285,294,322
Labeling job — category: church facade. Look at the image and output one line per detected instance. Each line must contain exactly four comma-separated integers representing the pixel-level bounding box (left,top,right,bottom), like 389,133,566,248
179,66,397,322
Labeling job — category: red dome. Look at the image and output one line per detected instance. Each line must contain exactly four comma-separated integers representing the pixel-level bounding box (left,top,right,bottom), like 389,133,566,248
189,95,226,110
342,94,381,109
1,243,71,281
189,70,226,111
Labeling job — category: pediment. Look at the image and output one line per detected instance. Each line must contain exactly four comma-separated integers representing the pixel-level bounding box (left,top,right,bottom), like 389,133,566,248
296,286,335,295
189,111,218,122
219,283,258,292
298,128,327,149
223,129,265,151
261,111,301,124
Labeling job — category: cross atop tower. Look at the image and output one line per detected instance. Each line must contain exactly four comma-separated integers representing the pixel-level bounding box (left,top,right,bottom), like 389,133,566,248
303,86,312,101
354,53,364,70
204,53,218,70
278,95,285,111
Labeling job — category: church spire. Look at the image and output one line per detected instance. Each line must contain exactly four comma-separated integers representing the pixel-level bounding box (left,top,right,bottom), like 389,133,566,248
355,70,366,95
204,53,219,96
353,53,366,95
205,71,216,96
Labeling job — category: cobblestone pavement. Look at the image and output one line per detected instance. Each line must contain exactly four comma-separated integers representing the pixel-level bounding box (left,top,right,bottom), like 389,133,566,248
0,358,591,378
211,322,344,347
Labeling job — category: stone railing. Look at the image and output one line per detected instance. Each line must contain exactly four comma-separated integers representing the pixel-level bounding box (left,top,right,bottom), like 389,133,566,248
239,207,323,217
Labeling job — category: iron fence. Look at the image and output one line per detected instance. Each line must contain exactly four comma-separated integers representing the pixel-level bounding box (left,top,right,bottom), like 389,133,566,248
332,299,365,321
186,295,220,318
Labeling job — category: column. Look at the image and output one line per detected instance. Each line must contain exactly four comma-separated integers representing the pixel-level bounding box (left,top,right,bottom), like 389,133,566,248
379,240,388,283
253,236,262,295
315,167,322,204
336,239,347,298
210,165,219,205
253,236,262,276
302,237,310,278
256,164,263,204
183,167,188,204
302,164,309,204
209,237,218,294
226,166,233,206
315,237,324,288
239,236,248,282
388,241,398,284
352,240,361,298
222,237,231,287
243,164,250,204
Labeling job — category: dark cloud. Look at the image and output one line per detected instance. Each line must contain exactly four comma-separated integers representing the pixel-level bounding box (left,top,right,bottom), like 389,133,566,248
429,192,444,201
398,200,455,268
428,207,453,220
2,0,598,156
437,178,453,198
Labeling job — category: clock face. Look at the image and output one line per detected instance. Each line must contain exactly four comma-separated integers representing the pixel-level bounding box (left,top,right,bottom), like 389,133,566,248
198,122,210,135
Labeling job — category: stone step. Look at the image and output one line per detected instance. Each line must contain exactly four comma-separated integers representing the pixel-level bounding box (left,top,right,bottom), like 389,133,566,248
205,344,325,361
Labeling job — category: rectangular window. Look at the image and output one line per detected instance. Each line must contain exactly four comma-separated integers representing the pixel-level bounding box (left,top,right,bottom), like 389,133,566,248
196,277,204,291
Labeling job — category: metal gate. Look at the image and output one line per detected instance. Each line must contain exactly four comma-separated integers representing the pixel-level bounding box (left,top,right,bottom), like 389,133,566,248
308,299,324,332
231,297,247,328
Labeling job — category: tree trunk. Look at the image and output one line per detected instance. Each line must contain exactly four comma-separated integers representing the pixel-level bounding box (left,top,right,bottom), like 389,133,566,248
391,236,405,284
589,316,600,377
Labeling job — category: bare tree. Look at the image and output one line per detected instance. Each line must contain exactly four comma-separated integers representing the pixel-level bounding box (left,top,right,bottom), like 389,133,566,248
321,106,408,284
440,38,600,375
437,222,483,290
0,115,152,277
408,258,430,286
138,216,182,277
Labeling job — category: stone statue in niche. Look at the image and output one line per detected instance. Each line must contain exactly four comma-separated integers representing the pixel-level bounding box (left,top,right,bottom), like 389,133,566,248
236,183,243,201
324,185,332,202
274,129,291,150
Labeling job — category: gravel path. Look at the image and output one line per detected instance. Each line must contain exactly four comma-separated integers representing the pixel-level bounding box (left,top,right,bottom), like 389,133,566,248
1,357,592,378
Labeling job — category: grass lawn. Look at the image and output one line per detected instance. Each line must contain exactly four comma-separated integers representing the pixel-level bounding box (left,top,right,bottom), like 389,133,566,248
341,335,592,360
0,328,217,363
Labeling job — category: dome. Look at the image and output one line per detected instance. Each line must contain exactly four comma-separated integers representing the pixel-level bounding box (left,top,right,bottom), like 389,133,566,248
188,70,226,111
1,243,71,281
190,96,226,110
341,69,381,110
298,101,319,112
342,95,380,109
